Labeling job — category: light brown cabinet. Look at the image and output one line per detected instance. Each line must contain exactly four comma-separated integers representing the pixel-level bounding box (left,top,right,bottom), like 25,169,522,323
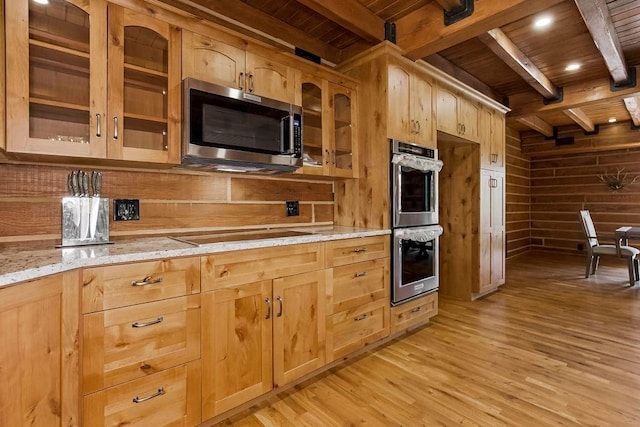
201,246,327,420
0,273,81,426
479,108,506,171
182,29,297,104
81,257,202,426
300,74,357,177
436,84,480,142
477,170,505,294
388,62,435,148
325,236,390,361
390,291,438,335
5,0,181,164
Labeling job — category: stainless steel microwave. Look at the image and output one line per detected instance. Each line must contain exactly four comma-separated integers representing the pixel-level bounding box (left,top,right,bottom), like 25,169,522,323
181,78,303,174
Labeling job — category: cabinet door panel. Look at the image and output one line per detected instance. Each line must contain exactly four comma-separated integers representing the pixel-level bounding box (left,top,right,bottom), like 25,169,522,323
329,258,389,313
459,98,479,141
0,273,81,427
436,86,459,136
82,295,201,394
181,30,245,89
492,113,506,170
413,76,435,148
387,64,412,141
479,107,493,169
331,85,356,177
327,299,388,360
478,170,493,292
6,0,107,158
202,281,272,419
273,270,327,387
245,52,295,104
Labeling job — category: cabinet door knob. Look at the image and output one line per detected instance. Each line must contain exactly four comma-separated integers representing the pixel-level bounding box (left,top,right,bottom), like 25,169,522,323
325,149,330,165
239,72,244,91
248,74,254,92
354,271,368,278
113,116,119,140
132,387,165,404
96,114,102,138
354,313,369,321
265,297,272,319
276,295,284,317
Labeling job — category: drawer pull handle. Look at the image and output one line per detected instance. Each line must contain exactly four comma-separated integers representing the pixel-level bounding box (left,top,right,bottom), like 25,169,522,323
140,363,152,370
131,276,163,287
265,297,271,319
276,296,284,317
410,307,423,313
132,316,164,328
354,313,369,321
133,387,165,404
353,248,368,253
354,271,368,278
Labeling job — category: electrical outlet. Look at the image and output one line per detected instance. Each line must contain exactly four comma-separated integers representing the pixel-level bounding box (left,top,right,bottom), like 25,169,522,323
114,199,140,221
286,200,299,217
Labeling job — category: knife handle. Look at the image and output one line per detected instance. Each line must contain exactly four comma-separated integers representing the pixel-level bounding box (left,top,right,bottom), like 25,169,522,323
95,172,102,197
81,172,89,197
71,170,80,196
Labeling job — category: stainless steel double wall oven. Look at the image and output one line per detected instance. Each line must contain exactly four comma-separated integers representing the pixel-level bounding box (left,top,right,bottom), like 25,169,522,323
390,139,443,305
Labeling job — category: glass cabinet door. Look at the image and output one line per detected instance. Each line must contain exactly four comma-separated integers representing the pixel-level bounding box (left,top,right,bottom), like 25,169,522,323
107,6,180,163
6,0,107,158
301,77,326,175
332,85,356,178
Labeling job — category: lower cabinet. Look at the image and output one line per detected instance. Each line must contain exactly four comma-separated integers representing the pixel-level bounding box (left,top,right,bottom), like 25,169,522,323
390,292,438,335
0,272,81,427
201,270,327,420
83,362,201,427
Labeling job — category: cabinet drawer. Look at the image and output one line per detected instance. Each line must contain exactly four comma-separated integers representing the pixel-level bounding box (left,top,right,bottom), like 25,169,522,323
326,235,389,267
83,362,201,427
328,258,389,314
390,292,438,335
83,258,200,313
326,299,389,361
83,295,201,394
202,243,324,290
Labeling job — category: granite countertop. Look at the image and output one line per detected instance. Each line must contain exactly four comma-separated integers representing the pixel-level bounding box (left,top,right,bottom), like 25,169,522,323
0,226,390,289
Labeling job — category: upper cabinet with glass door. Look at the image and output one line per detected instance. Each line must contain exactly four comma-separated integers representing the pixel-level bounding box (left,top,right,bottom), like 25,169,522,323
5,0,107,158
299,75,357,178
4,0,181,164
106,5,181,164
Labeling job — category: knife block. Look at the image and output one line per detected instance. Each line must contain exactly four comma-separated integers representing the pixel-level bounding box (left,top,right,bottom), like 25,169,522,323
60,197,110,247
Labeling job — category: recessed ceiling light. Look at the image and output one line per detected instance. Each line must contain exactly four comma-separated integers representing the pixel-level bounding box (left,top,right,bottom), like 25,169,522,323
565,63,581,71
33,0,49,4
534,16,553,29
608,117,617,123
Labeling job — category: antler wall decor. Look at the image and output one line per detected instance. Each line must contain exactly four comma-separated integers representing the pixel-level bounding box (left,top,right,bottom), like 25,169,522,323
598,168,638,191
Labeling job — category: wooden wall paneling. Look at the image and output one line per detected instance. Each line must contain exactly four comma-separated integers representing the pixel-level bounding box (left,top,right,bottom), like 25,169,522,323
0,0,5,152
337,55,390,229
0,164,336,247
505,127,531,258
530,147,640,252
437,140,479,299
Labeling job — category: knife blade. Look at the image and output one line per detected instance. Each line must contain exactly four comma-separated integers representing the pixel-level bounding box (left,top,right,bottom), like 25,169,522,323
90,172,102,239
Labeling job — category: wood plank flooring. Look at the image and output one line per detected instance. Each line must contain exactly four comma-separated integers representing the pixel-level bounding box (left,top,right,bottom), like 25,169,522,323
213,251,640,426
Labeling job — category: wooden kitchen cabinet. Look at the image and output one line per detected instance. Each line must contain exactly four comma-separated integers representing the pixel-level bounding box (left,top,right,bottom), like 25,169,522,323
299,74,358,177
325,236,390,361
477,170,505,294
0,272,81,427
436,84,480,142
388,61,435,148
5,0,181,164
182,29,296,104
83,362,201,427
389,291,438,335
201,265,327,419
480,107,506,171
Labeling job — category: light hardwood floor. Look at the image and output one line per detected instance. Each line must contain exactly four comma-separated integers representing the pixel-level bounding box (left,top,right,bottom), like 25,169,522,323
213,251,640,426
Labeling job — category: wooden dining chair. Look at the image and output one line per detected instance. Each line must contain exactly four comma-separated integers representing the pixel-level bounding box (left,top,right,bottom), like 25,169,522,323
579,210,640,286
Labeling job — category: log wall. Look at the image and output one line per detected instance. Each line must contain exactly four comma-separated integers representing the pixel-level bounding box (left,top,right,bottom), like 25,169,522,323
529,147,640,252
505,127,531,258
0,163,334,249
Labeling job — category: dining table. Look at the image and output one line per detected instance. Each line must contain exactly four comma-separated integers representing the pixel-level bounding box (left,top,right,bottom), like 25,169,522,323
614,227,640,256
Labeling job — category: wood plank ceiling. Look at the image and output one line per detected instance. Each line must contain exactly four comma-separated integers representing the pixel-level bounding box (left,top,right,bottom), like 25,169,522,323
163,0,640,141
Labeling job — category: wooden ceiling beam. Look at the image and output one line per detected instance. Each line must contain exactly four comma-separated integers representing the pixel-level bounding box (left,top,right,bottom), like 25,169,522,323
562,108,595,132
517,115,554,137
433,0,463,11
623,97,640,126
424,54,504,103
291,0,385,42
574,0,628,84
508,66,640,118
160,0,343,63
478,28,559,99
395,0,564,60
